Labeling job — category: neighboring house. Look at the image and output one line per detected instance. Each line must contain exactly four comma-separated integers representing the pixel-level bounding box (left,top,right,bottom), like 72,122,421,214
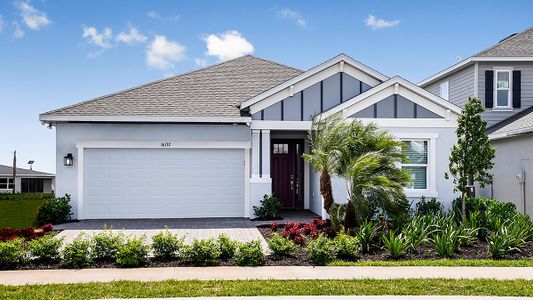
40,54,460,220
0,164,55,194
420,26,533,216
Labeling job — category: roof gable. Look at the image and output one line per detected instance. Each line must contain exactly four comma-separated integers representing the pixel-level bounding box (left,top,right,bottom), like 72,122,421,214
40,55,303,123
475,27,533,57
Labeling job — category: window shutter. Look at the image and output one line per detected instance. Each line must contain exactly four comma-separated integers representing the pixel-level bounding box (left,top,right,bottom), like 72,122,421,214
513,70,521,108
485,70,494,108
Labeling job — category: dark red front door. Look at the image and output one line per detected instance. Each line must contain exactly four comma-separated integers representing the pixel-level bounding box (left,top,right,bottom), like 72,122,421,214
271,139,304,209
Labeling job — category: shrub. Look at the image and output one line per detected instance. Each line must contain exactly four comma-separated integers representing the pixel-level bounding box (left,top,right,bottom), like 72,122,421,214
382,230,408,259
37,194,72,225
507,214,533,244
402,215,433,251
62,235,91,269
0,228,18,241
152,230,184,261
40,224,54,233
0,193,54,201
235,240,264,266
19,227,36,240
488,228,517,259
305,234,335,265
91,227,125,262
267,233,298,260
415,197,443,216
0,238,27,268
217,234,237,260
355,221,381,254
185,239,220,266
28,235,63,263
115,236,150,267
253,194,281,220
333,232,359,260
431,225,460,258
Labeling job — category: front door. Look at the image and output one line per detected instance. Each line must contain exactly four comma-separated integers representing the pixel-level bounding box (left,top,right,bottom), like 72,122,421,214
271,139,304,209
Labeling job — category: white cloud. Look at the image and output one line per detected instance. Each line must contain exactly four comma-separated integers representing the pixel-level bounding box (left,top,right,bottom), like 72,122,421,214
147,10,161,19
203,30,254,61
276,8,306,27
116,25,147,44
147,10,180,22
146,35,186,70
82,26,113,48
365,15,399,30
194,58,208,68
13,21,24,38
15,1,51,30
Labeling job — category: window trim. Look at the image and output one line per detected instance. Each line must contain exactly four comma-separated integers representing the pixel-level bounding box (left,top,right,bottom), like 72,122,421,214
439,81,449,100
401,140,429,190
493,69,513,109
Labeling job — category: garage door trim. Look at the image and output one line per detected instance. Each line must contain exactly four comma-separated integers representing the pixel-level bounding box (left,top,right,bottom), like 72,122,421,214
76,140,251,219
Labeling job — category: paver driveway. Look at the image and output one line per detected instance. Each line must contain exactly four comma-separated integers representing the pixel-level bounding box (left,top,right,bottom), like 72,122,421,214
54,218,267,249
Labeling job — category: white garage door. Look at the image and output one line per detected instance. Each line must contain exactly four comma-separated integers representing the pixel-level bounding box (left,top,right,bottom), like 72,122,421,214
83,148,245,219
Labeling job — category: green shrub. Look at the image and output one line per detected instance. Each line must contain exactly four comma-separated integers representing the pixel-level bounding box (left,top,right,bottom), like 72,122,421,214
0,193,54,201
253,194,281,220
28,235,63,263
305,234,335,265
333,232,359,260
488,228,517,259
36,194,72,225
152,230,184,261
328,203,346,233
0,238,27,268
62,235,91,269
402,215,433,251
235,240,264,266
91,227,125,261
431,225,460,258
382,230,408,259
415,197,443,216
185,239,220,266
355,221,381,254
267,233,298,260
115,236,150,267
216,234,238,260
507,214,533,244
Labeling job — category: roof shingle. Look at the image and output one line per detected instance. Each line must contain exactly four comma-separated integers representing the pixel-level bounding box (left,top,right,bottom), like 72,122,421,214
41,55,303,119
0,165,54,177
475,27,533,57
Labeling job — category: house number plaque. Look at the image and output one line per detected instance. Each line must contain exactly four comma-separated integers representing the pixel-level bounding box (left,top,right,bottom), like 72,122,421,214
160,142,172,147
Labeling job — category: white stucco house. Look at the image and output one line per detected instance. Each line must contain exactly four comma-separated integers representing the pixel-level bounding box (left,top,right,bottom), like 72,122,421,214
39,54,460,220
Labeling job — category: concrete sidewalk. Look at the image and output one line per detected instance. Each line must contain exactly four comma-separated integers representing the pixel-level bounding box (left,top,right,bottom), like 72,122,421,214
2,266,533,285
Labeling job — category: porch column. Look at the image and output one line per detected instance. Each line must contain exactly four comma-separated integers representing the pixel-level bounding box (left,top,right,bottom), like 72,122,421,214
261,130,271,178
251,130,261,178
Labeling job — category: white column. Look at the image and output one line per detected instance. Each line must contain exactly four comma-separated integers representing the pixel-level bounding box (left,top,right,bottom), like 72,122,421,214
261,130,271,178
251,130,261,178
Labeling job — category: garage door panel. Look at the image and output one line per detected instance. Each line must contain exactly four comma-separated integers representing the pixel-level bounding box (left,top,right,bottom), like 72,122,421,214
83,148,245,219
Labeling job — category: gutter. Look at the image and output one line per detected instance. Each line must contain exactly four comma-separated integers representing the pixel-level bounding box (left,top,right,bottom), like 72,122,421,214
39,115,252,126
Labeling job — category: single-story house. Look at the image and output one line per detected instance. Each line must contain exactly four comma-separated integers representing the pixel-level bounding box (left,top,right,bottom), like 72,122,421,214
40,54,460,220
0,164,55,194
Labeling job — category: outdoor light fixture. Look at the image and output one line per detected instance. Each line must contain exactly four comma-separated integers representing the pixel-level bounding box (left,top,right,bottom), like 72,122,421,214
64,153,73,167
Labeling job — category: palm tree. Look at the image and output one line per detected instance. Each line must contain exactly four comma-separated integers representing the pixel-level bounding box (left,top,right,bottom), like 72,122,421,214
340,121,411,229
303,115,348,213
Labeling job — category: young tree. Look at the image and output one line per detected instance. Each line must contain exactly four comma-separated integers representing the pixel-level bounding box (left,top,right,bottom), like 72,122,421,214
303,115,349,213
446,97,495,218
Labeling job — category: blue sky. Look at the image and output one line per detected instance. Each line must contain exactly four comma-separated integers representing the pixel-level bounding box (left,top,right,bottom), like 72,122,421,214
0,0,532,173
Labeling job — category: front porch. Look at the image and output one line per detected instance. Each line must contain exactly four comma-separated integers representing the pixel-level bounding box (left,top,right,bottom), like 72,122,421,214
252,209,321,226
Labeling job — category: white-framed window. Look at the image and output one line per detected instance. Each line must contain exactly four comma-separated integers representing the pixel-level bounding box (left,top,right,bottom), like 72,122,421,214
0,178,14,190
401,140,428,190
494,69,512,108
439,81,449,100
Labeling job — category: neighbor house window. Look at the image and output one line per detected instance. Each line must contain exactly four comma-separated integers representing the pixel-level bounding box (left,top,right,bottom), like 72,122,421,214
401,140,428,189
439,81,449,100
494,70,512,108
0,178,14,190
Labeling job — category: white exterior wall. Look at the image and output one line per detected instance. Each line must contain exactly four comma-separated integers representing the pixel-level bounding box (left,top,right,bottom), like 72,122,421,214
55,123,250,219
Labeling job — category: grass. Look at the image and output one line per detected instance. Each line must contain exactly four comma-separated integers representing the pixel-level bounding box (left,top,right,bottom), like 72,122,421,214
329,258,533,267
0,199,45,229
1,279,533,299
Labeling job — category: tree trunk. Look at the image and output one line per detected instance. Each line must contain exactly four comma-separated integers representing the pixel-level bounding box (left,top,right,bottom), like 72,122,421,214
12,151,16,194
344,200,357,230
320,170,334,212
461,192,466,221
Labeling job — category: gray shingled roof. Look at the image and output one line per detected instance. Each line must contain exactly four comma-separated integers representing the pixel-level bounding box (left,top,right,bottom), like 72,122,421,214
488,106,533,138
0,165,54,177
475,27,533,57
41,55,303,119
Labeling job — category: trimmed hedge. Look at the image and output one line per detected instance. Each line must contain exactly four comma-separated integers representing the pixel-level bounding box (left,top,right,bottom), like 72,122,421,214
0,193,54,201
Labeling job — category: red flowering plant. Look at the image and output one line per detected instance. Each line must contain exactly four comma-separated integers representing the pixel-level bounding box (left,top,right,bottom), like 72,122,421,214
0,224,54,241
272,218,332,246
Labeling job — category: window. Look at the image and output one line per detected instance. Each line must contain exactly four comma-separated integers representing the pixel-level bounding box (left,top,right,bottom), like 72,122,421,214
439,81,449,100
401,141,428,189
494,70,512,108
273,143,288,154
0,178,14,190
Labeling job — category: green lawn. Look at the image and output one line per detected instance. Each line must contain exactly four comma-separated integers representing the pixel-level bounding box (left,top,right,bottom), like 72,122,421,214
0,199,44,229
329,259,533,267
1,279,533,300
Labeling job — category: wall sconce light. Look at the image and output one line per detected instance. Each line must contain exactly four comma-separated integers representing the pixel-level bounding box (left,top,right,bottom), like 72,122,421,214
64,153,74,167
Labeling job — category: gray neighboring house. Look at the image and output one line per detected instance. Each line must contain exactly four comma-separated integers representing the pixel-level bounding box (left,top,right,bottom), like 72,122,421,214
0,165,55,194
420,26,533,216
40,54,460,220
